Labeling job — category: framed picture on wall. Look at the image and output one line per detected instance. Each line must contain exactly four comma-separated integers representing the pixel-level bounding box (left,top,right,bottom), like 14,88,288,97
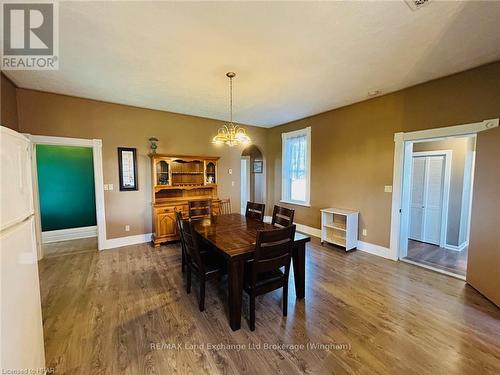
253,160,263,174
118,147,138,191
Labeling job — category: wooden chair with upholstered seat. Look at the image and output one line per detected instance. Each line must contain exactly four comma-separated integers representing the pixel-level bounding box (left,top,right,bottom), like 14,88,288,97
271,205,295,228
220,198,232,215
188,199,212,220
244,224,296,330
245,201,265,222
179,218,224,311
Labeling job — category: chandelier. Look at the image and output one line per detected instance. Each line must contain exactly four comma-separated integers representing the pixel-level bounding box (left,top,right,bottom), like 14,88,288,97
212,72,251,147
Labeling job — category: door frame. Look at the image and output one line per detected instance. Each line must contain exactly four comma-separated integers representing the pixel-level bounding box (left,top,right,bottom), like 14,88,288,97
240,156,251,214
389,118,498,262
407,150,452,250
26,134,106,257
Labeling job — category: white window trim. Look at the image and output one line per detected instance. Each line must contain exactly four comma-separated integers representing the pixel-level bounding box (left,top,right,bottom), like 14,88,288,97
281,126,311,207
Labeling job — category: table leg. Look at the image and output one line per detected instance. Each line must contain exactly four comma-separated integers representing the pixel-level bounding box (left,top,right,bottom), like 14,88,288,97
292,242,306,299
228,258,244,331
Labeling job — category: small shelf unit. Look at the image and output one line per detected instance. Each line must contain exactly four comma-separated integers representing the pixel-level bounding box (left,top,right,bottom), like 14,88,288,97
320,207,359,251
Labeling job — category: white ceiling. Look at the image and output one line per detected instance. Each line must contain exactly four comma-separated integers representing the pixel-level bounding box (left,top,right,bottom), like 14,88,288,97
5,1,500,127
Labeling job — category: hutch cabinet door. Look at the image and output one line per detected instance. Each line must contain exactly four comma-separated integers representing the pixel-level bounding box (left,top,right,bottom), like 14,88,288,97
156,212,177,238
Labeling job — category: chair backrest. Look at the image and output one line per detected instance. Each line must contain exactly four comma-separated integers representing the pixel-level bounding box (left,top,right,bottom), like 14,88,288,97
245,202,265,222
188,199,212,219
179,218,205,272
252,225,296,279
220,198,232,215
175,210,187,253
271,205,295,228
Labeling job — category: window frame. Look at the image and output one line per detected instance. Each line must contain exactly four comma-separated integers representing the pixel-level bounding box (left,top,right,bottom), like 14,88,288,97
280,126,311,207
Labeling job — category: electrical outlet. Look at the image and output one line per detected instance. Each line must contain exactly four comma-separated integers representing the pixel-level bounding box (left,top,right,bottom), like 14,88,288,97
384,185,393,193
362,229,367,236
125,225,130,232
103,184,108,191
231,181,235,187
108,184,114,191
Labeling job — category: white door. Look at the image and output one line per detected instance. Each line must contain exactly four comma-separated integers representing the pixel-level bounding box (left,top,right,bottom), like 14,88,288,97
409,155,445,245
240,157,250,214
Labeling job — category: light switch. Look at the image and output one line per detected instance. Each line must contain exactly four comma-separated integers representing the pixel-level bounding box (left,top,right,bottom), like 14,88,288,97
108,184,114,191
103,184,109,191
384,185,393,193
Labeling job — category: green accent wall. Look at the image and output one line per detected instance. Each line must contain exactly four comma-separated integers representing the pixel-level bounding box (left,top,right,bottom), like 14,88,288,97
36,145,96,231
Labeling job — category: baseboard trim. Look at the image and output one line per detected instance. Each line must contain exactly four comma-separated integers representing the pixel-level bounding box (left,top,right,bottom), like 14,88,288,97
444,241,468,252
42,226,97,243
294,223,322,238
357,240,395,260
102,233,153,250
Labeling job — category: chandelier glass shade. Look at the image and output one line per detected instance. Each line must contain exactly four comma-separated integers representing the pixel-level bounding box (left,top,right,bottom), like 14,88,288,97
212,72,251,147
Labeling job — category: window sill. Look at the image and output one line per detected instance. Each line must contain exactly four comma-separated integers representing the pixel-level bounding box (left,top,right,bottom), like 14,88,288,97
280,200,311,208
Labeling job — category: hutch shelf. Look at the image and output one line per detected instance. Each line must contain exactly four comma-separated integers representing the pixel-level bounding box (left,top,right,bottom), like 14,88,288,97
320,207,359,251
149,154,220,246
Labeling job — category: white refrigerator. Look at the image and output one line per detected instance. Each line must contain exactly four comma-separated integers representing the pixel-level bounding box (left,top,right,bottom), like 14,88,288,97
0,126,45,371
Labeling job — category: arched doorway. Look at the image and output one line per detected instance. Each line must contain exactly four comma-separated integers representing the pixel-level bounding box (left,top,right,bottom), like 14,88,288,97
241,145,265,214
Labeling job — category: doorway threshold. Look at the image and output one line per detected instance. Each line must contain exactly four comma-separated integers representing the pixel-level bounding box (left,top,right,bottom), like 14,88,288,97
400,258,466,281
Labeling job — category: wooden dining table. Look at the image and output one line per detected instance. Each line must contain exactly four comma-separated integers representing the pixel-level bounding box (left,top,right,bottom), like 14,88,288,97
193,213,310,331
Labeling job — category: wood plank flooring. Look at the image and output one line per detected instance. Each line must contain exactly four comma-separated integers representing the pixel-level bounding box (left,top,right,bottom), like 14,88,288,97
405,240,468,276
38,238,500,375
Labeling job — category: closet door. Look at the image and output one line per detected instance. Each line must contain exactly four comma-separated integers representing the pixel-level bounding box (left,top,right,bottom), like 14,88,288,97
422,155,445,245
409,157,426,241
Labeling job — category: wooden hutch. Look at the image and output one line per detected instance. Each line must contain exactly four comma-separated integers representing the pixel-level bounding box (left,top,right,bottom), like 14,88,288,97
149,154,220,246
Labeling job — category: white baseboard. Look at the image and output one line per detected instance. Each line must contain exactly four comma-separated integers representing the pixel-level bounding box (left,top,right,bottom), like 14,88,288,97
289,222,395,261
42,226,97,243
357,240,394,260
102,233,153,250
444,241,468,252
294,223,322,238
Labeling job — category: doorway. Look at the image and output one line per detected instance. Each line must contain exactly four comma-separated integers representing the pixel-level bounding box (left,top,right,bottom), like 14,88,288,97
241,156,250,214
28,135,106,258
400,136,476,278
241,145,265,214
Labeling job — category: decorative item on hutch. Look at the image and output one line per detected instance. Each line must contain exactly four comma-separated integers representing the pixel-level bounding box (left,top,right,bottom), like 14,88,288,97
149,137,159,154
212,72,252,147
149,153,221,246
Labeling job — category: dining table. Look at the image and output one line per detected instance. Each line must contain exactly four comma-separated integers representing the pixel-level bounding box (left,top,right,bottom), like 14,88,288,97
193,213,311,331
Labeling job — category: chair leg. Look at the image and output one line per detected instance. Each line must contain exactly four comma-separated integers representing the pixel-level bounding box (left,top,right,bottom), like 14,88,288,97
199,276,205,311
186,264,191,294
181,248,186,273
249,292,255,331
283,283,288,316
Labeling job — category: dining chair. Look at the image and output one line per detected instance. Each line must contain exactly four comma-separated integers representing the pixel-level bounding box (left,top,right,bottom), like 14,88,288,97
245,201,265,222
220,198,232,215
271,205,295,228
180,218,224,311
175,210,188,273
244,225,296,331
188,199,212,219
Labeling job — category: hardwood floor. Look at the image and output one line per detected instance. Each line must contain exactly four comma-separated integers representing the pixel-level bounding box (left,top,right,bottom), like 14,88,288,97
38,238,500,374
42,237,98,258
405,240,468,276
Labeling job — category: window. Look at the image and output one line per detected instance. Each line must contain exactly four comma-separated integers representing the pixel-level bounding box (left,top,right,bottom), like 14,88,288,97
281,127,311,206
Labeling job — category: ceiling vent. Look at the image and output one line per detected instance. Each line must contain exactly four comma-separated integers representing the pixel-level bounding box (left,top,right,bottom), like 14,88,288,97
404,0,431,11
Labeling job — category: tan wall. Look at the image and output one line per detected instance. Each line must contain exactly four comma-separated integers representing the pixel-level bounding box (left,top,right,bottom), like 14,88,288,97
266,62,500,249
467,127,500,308
0,73,19,131
413,137,471,246
17,89,268,239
